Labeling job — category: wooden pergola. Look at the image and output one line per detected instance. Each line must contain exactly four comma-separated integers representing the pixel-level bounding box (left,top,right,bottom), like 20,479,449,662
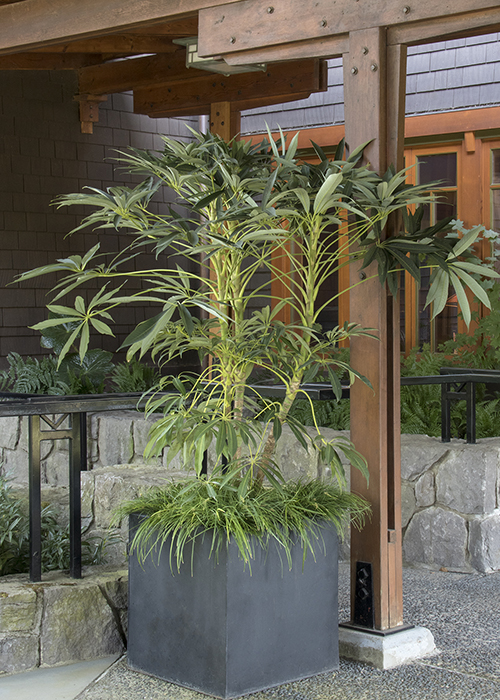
1,0,499,636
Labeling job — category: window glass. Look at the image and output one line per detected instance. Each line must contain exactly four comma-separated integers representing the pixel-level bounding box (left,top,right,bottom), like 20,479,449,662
492,149,500,185
416,152,458,349
418,153,457,188
492,190,500,232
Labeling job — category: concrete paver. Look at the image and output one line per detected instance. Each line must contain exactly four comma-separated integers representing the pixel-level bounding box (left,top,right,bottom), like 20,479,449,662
0,655,120,700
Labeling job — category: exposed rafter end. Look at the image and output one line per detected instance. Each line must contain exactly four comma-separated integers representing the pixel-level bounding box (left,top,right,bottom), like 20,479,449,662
74,93,107,134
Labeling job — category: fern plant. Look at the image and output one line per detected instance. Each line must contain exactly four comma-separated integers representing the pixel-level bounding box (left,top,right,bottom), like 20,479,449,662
0,352,70,395
0,475,109,576
111,358,160,393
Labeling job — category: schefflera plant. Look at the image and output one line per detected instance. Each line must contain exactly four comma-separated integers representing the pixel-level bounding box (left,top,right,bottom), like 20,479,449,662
16,129,498,566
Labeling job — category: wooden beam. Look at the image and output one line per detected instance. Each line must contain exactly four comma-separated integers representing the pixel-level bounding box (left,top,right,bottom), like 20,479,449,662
35,35,178,54
344,28,405,631
78,50,191,94
1,0,499,57
0,52,104,69
405,106,500,140
127,17,198,36
0,0,226,55
146,90,314,118
134,59,326,116
388,6,500,46
224,35,348,65
198,0,500,58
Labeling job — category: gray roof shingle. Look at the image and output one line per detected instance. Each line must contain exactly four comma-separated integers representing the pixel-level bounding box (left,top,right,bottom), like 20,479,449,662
241,32,500,135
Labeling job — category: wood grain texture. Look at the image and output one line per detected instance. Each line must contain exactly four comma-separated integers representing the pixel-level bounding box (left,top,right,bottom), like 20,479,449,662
388,6,500,45
34,35,179,53
223,35,348,65
345,28,404,631
199,0,500,58
78,50,190,94
0,0,225,54
134,59,324,116
0,52,104,69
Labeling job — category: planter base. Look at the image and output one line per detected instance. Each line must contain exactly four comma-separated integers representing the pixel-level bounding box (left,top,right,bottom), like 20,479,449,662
128,518,339,698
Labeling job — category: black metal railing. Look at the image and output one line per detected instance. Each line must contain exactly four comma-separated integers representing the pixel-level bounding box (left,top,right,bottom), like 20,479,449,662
1,369,498,582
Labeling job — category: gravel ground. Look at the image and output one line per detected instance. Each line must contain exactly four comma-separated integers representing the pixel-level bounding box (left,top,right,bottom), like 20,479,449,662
76,563,500,700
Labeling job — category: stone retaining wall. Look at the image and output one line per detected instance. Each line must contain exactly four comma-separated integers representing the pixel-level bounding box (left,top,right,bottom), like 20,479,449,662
1,413,500,575
0,566,127,675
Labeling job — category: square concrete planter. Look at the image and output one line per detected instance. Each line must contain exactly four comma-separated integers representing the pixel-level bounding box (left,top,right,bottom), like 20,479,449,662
127,515,339,698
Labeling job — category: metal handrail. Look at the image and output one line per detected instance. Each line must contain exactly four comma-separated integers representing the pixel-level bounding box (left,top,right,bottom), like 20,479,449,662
1,370,498,581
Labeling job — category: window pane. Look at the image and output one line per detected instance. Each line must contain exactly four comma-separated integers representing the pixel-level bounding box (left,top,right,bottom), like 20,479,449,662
435,291,458,347
417,267,457,350
435,190,457,222
418,153,457,187
315,225,339,333
492,189,500,232
492,150,500,185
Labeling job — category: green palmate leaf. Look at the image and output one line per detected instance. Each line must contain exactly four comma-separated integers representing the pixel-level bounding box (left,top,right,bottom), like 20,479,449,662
452,260,499,278
58,326,81,366
192,189,225,211
294,188,310,214
32,316,81,331
177,303,194,335
74,296,86,315
215,421,227,458
448,269,471,327
90,318,115,336
79,323,90,362
449,224,483,259
425,268,448,315
451,265,492,308
313,172,342,214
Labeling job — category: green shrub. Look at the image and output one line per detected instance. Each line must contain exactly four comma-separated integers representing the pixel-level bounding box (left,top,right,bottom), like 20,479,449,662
0,475,109,576
111,358,160,393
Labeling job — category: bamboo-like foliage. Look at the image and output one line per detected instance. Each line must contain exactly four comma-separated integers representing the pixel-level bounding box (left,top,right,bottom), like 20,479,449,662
15,128,499,560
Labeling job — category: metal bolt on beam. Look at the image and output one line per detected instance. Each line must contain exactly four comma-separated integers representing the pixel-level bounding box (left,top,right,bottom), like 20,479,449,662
267,6,274,13
351,66,358,75
371,63,378,71
403,5,410,13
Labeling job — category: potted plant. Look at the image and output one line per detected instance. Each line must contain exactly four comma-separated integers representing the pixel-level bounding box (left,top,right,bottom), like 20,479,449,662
17,129,497,697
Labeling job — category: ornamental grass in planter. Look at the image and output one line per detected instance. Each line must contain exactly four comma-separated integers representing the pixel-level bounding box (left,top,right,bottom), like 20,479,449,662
17,128,498,697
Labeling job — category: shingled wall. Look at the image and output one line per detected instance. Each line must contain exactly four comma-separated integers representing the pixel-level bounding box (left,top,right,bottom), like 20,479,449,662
0,70,197,369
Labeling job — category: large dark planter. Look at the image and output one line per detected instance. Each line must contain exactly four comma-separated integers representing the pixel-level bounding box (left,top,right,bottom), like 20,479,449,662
127,515,339,698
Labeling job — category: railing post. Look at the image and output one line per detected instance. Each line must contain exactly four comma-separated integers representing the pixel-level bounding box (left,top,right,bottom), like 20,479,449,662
466,382,476,444
28,415,42,582
441,382,451,442
70,413,83,578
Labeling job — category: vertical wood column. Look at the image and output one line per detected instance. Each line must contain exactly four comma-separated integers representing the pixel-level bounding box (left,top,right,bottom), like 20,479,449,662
210,101,240,140
343,28,406,631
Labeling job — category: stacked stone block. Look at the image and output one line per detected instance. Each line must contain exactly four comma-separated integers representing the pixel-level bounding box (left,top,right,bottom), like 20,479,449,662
0,568,127,675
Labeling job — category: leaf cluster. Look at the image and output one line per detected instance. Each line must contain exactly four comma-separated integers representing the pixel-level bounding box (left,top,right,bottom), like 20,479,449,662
0,475,110,576
14,128,500,529
114,473,370,573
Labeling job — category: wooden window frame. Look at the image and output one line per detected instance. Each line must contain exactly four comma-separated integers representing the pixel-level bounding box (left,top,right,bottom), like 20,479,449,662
403,142,462,353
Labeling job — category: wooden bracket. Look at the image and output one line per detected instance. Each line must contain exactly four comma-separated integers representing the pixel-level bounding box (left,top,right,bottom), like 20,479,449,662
464,131,476,153
74,93,107,134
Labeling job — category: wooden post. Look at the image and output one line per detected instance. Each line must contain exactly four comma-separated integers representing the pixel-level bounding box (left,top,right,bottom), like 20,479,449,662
210,101,240,140
343,28,406,631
